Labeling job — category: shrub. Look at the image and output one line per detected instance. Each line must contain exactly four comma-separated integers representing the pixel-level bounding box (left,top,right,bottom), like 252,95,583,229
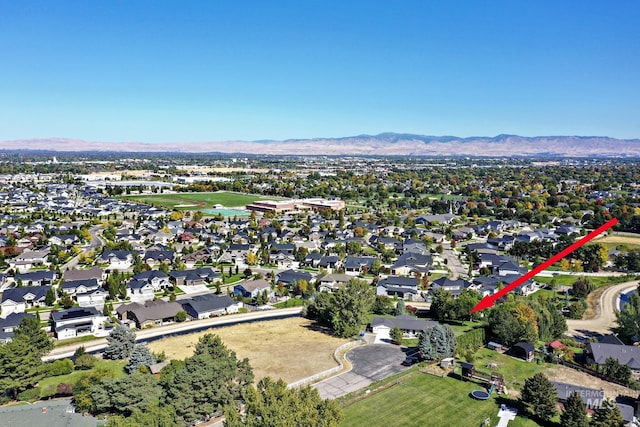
44,359,74,376
75,353,97,370
56,383,74,396
17,387,41,402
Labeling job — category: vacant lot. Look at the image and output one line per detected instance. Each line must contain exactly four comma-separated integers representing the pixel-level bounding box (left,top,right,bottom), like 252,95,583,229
594,232,640,250
121,191,270,209
147,317,348,384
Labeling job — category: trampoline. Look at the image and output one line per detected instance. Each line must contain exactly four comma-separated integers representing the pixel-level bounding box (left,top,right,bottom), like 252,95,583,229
470,390,491,400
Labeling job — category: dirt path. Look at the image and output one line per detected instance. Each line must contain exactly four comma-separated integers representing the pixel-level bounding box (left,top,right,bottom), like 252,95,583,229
566,280,637,337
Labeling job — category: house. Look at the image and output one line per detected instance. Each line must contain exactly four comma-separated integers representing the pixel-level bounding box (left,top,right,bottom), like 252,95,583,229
343,256,377,275
131,270,171,291
391,252,432,276
14,270,56,287
1,286,51,318
9,248,51,272
143,250,175,266
233,279,273,300
585,342,640,371
182,247,215,268
376,276,420,301
63,266,105,284
76,288,107,309
126,280,156,303
61,278,101,296
430,277,472,298
49,234,78,246
550,381,605,410
318,273,352,292
276,269,313,287
0,312,36,342
99,250,134,270
51,306,107,339
371,315,438,338
170,268,220,287
181,294,241,319
116,300,183,329
511,342,535,362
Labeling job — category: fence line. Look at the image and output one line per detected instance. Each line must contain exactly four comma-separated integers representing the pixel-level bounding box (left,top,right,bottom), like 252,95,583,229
287,339,364,389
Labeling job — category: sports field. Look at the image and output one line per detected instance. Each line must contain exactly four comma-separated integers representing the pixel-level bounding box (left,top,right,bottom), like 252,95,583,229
121,191,270,210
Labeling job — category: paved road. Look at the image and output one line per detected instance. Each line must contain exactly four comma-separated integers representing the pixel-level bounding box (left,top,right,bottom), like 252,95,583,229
44,306,303,361
441,243,468,279
566,280,638,337
61,225,104,272
314,344,413,399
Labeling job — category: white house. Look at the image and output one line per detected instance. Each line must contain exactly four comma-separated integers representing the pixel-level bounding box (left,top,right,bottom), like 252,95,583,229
51,307,108,339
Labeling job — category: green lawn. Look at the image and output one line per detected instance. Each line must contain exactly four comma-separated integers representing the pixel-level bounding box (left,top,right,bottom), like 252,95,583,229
339,368,544,427
273,298,307,308
38,359,127,399
534,274,633,288
120,191,271,209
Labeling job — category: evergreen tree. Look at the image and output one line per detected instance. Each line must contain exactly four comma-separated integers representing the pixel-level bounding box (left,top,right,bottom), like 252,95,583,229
418,329,436,361
45,287,56,306
520,373,557,422
590,399,625,427
559,391,588,427
389,327,403,344
126,344,156,374
224,377,342,427
104,325,136,360
395,299,406,316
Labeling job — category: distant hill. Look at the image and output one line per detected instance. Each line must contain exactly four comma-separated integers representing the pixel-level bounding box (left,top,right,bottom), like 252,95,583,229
1,134,638,157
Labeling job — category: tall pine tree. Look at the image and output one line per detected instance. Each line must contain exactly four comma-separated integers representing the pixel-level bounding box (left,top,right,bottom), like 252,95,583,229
590,399,625,427
520,373,557,422
559,391,588,427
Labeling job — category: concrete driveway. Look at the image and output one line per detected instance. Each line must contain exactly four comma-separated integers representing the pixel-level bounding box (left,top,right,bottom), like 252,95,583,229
314,344,413,399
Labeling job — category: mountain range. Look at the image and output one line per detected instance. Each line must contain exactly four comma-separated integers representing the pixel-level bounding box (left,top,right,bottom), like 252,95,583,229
2,133,638,157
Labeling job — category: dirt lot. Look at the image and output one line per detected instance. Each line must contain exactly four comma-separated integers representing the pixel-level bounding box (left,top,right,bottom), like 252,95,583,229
544,364,637,400
148,317,348,384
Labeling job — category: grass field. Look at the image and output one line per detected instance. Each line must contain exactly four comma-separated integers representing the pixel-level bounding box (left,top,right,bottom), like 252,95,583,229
339,368,543,427
534,274,633,288
121,191,271,209
147,317,348,384
38,359,127,399
592,233,640,250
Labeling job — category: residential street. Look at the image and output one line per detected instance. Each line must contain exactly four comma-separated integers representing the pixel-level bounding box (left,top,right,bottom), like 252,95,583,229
440,242,468,279
566,280,637,337
44,306,303,361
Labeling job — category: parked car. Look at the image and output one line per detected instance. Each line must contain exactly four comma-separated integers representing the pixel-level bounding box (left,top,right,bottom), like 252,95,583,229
401,356,419,366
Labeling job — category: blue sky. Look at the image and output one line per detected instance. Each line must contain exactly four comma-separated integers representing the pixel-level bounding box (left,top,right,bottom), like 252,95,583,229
1,1,639,142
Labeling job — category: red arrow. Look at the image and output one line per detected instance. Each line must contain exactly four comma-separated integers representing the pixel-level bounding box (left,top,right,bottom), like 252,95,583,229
470,217,618,314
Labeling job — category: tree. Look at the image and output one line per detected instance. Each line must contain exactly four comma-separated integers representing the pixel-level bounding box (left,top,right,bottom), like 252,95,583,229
371,295,393,315
91,372,163,416
520,373,557,422
615,284,640,343
0,316,53,399
430,288,453,322
224,377,342,427
559,391,588,427
590,399,625,427
559,258,571,271
107,403,179,427
418,324,456,362
45,287,56,306
329,279,375,338
104,325,136,360
175,310,187,322
395,299,406,316
165,334,254,423
488,302,538,346
389,327,403,345
571,277,593,299
602,357,632,385
126,344,156,374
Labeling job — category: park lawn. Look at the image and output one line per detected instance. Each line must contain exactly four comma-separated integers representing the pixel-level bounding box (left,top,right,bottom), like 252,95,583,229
38,359,127,399
339,369,544,427
121,191,270,209
590,233,640,251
